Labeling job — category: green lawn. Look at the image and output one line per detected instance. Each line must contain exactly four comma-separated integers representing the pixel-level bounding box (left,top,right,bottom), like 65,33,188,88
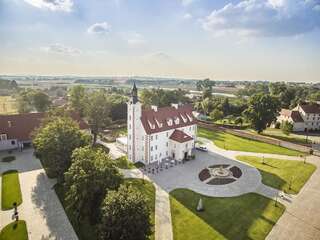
236,156,316,194
0,220,28,240
198,127,304,156
54,178,155,240
170,189,285,240
248,128,312,145
1,170,22,210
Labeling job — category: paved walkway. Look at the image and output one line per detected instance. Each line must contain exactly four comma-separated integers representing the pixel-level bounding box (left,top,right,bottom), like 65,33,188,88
124,137,320,240
0,149,78,240
96,139,125,159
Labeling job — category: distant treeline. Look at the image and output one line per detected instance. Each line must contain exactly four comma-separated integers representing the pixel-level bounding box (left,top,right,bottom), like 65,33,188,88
74,79,114,85
0,79,18,89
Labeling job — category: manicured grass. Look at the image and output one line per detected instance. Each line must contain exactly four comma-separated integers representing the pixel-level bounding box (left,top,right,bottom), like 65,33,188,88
248,128,312,145
170,189,285,240
0,220,28,240
1,170,22,210
54,178,155,240
114,156,136,169
236,156,316,194
198,127,304,156
2,156,16,162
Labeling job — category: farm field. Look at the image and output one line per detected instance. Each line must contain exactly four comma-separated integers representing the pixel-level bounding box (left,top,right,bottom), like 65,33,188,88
0,96,17,114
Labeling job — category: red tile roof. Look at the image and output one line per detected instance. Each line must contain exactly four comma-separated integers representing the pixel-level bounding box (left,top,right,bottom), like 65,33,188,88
300,103,320,114
169,129,193,143
291,111,304,123
280,109,304,123
0,112,88,141
140,104,196,134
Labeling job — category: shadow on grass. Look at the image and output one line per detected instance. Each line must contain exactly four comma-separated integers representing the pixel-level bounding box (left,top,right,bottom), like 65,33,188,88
259,169,287,192
170,189,285,240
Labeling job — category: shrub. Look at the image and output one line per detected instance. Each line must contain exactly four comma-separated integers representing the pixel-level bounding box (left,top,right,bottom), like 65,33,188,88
2,156,16,162
275,122,281,129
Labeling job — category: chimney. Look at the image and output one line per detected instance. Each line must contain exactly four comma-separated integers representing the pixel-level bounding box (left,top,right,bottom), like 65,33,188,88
151,105,158,112
171,103,179,109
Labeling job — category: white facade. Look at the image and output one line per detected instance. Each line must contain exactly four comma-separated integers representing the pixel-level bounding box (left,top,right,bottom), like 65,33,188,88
0,134,18,151
277,103,320,132
127,84,197,165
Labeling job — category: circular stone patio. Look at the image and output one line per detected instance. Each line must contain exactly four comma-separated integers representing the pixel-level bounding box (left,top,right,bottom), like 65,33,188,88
146,150,262,197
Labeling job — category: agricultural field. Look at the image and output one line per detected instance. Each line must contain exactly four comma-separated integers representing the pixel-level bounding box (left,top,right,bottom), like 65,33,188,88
0,96,17,115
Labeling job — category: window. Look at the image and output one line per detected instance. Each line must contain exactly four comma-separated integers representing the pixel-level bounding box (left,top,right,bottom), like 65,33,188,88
166,142,169,147
151,155,153,161
142,136,144,141
11,140,15,145
129,115,131,120
166,132,169,137
160,153,162,157
129,124,131,129
166,151,168,156
155,145,158,150
0,134,7,141
129,134,131,140
155,154,158,159
151,146,153,151
156,135,158,140
150,136,153,141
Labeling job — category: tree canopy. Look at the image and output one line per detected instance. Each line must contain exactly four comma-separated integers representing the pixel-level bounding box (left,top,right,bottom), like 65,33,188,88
33,117,90,180
244,93,280,133
64,146,123,223
99,184,152,240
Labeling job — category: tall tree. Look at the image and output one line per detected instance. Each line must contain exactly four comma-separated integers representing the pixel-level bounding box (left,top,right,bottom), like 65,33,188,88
32,90,51,112
243,93,280,133
210,109,223,121
16,90,34,113
33,117,90,181
85,90,111,144
69,85,87,116
64,146,123,223
99,185,152,240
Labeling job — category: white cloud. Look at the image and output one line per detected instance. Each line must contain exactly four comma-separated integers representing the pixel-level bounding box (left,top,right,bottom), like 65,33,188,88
180,0,195,7
41,43,81,55
183,13,193,19
23,0,73,12
87,22,111,35
202,0,320,38
125,32,147,46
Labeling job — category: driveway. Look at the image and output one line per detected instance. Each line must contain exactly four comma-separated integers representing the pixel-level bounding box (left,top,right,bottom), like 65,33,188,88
0,149,78,240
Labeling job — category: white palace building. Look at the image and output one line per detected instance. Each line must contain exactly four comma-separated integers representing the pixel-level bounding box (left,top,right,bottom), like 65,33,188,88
127,83,197,165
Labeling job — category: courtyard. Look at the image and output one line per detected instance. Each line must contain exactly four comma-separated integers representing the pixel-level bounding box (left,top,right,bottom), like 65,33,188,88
1,133,320,240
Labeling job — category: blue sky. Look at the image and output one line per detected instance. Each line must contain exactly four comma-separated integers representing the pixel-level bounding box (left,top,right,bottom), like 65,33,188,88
0,0,319,82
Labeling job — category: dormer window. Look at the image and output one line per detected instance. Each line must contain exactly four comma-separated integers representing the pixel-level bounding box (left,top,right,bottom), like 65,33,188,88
180,114,187,123
166,118,173,126
0,134,7,141
148,120,155,129
174,117,180,125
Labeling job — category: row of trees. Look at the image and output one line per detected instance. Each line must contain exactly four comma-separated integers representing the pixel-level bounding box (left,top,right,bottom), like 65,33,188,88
139,88,190,107
69,85,128,143
195,79,319,134
33,114,152,240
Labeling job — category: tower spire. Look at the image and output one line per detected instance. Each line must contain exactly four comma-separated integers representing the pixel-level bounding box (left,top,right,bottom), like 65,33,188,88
132,81,138,104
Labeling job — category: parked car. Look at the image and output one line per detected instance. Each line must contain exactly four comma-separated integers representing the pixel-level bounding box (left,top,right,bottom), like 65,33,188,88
196,146,208,152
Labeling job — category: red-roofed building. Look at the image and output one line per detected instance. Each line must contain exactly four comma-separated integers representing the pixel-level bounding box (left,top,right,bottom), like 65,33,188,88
277,103,320,132
126,83,197,164
0,112,88,151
